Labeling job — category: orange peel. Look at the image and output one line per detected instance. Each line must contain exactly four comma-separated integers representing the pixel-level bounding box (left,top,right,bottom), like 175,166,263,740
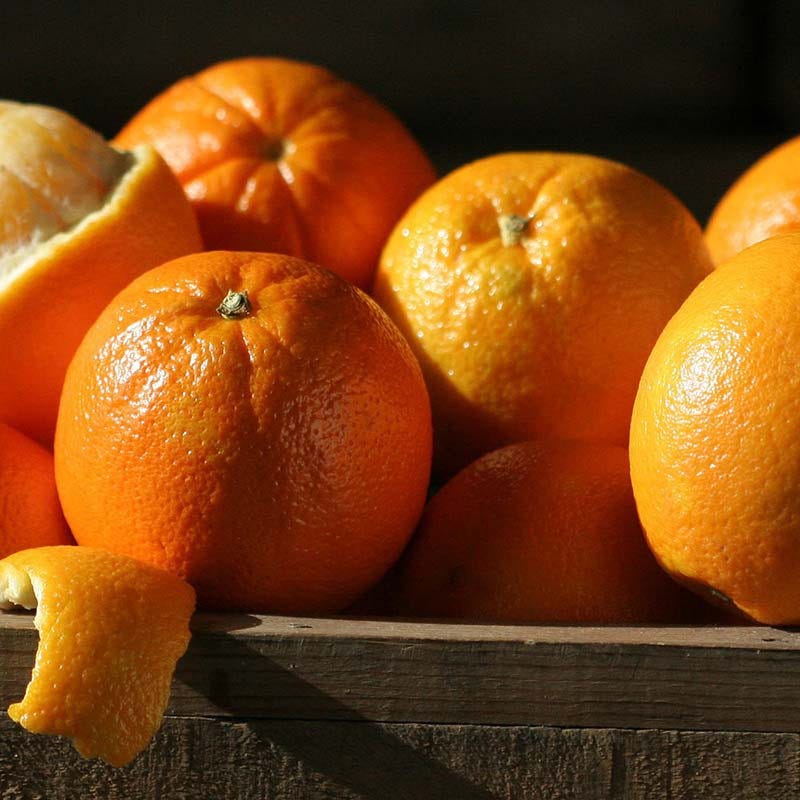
0,546,195,766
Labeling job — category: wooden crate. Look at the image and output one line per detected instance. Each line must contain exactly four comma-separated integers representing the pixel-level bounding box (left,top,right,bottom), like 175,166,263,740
1,612,799,799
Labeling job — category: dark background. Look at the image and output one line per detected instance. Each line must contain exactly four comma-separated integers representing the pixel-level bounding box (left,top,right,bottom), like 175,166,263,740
2,1,798,222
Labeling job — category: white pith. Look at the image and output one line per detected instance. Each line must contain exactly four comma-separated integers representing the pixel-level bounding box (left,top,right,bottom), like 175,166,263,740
0,563,39,611
0,100,131,290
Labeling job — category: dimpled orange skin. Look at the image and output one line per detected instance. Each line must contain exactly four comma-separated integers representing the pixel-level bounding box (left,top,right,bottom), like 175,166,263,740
706,136,800,265
373,152,713,478
630,234,800,625
114,57,437,288
395,440,702,623
0,423,72,558
54,251,432,613
1,546,195,767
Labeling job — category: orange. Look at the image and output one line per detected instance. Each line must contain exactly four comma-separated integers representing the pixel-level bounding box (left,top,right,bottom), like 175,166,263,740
706,135,800,264
630,233,800,625
0,545,195,766
0,101,201,445
115,56,436,288
54,251,432,613
0,422,71,557
394,440,701,623
373,152,713,478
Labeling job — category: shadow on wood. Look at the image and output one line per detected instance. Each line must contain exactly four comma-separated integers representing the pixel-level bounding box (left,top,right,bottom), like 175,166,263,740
176,626,494,799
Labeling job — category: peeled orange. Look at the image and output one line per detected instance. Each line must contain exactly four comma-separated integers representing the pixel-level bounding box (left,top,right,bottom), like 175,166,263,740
0,101,201,444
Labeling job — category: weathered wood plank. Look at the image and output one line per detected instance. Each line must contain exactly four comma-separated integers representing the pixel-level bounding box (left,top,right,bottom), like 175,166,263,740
2,718,798,800
2,612,800,733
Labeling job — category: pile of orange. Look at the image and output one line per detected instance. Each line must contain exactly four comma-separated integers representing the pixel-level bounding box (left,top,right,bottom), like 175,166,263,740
4,54,800,765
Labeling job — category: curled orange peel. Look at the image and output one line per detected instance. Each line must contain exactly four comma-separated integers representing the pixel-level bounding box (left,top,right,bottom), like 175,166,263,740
0,546,195,766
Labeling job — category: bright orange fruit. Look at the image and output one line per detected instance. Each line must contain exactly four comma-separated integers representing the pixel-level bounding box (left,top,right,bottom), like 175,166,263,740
1,546,195,766
630,233,800,624
373,152,713,478
0,101,201,444
115,57,436,288
0,421,72,558
394,440,701,623
55,251,432,613
706,135,800,264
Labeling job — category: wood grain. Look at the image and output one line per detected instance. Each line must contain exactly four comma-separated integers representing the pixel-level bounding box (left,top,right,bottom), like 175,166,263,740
2,718,798,800
2,612,800,734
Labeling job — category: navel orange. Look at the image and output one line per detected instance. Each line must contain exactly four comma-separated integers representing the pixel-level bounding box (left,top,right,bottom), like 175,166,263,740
630,233,800,624
0,422,71,558
373,152,713,478
1,545,195,766
706,135,800,264
395,440,701,623
0,101,201,444
54,251,432,613
115,57,436,288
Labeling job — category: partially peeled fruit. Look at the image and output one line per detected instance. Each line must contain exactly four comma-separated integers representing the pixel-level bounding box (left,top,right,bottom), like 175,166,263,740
0,546,195,766
0,101,201,445
0,101,130,274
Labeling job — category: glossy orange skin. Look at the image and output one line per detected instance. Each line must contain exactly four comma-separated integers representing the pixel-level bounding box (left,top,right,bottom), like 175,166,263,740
374,152,713,478
631,233,800,625
0,422,72,558
395,440,702,623
55,251,432,613
115,57,437,288
706,136,800,264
